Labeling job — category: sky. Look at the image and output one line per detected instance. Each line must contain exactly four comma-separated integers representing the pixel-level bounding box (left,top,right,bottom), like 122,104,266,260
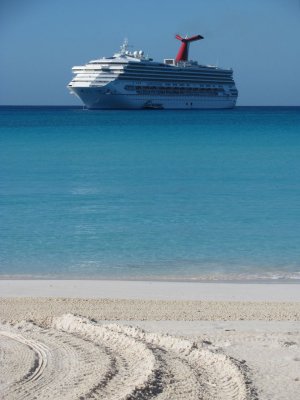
1,0,300,106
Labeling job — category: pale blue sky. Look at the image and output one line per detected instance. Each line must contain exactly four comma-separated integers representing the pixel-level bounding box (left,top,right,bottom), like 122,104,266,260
1,0,300,106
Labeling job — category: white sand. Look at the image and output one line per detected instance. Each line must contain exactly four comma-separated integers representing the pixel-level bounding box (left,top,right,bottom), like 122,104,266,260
1,279,300,301
0,280,299,399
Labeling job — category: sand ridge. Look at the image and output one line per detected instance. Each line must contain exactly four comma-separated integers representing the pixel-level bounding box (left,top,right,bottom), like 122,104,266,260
0,314,256,400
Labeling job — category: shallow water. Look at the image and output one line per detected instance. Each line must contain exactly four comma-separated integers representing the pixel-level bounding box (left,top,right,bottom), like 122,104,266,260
0,106,300,280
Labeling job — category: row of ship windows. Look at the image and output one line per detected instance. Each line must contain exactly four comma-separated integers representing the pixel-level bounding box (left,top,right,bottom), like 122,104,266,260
124,69,232,77
133,83,224,88
125,85,224,92
75,77,233,85
74,87,232,96
75,71,232,81
74,67,231,74
86,72,232,81
138,92,224,97
73,79,110,83
120,77,234,84
73,78,233,85
72,81,236,92
122,73,232,81
86,63,232,74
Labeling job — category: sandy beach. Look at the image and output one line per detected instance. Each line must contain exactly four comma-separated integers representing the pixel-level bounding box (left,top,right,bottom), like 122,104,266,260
0,281,299,399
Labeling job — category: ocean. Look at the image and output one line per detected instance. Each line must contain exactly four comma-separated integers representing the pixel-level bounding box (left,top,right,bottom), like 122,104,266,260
0,106,299,281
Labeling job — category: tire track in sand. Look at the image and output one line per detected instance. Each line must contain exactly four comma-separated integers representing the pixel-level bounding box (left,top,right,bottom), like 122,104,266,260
0,315,256,399
54,314,255,400
0,322,112,399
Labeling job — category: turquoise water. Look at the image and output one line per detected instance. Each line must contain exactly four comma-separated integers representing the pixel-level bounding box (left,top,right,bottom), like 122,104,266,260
0,107,300,280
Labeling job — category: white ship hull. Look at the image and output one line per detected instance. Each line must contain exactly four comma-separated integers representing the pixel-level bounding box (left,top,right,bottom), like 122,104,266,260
71,87,237,110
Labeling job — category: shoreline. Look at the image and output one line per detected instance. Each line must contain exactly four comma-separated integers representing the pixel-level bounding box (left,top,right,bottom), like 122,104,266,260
1,276,300,284
1,279,300,301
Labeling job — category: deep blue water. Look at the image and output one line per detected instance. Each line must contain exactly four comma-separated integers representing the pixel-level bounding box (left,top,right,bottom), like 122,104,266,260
0,106,300,280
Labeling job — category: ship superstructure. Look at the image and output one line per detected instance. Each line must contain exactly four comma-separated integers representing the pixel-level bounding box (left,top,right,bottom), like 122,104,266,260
68,35,238,109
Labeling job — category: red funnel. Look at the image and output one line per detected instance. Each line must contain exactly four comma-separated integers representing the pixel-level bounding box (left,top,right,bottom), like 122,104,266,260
175,34,203,62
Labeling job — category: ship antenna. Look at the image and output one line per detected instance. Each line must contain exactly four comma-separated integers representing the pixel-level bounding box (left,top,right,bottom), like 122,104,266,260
175,34,204,62
120,38,129,55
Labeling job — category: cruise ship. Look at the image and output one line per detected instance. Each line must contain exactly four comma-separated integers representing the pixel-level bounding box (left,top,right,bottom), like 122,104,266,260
68,34,238,109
